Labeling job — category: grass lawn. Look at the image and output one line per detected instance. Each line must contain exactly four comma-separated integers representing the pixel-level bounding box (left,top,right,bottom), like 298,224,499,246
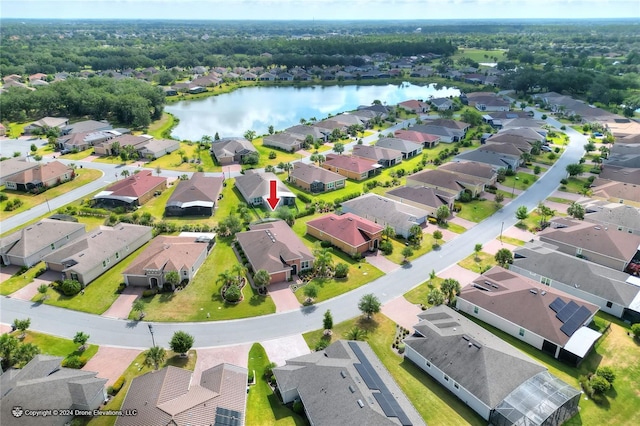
8,121,29,137
440,222,466,234
455,199,500,223
136,236,276,322
246,343,306,426
252,137,301,169
452,48,506,63
147,112,177,139
560,176,593,195
457,251,497,274
546,196,574,204
499,235,525,246
404,276,445,306
462,313,640,426
60,149,95,161
385,234,436,264
0,262,45,295
21,329,99,363
302,314,484,425
0,168,103,219
148,142,218,172
87,350,196,426
502,172,539,192
35,243,150,314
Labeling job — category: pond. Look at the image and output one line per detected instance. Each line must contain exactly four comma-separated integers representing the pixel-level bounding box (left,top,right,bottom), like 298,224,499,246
165,82,461,141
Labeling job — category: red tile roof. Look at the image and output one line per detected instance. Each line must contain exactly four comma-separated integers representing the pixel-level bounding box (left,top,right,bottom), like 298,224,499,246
105,170,166,198
307,213,383,248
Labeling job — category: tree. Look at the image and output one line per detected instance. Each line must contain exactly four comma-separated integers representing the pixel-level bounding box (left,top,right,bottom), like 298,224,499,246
0,334,19,370
217,214,242,237
334,262,349,278
132,299,145,320
345,327,367,341
432,230,443,247
164,270,180,289
275,207,295,226
427,288,445,306
73,331,90,352
566,163,584,177
14,342,40,367
494,192,505,207
225,284,242,303
631,323,640,339
170,331,194,356
584,142,596,153
313,247,334,277
37,284,49,301
243,129,256,142
438,108,454,119
303,284,318,302
30,143,37,153
436,205,450,223
253,269,271,288
536,202,554,227
13,318,31,338
268,125,274,135
144,346,166,370
495,248,514,267
460,109,482,126
440,278,461,305
596,366,616,384
120,169,130,178
323,310,333,330
401,246,414,262
408,224,423,246
515,205,529,222
382,225,395,241
474,243,483,261
567,202,585,220
358,293,381,319
590,375,611,394
333,142,345,155
155,166,162,176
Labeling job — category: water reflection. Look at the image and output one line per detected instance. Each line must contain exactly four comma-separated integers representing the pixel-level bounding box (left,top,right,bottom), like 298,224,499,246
165,82,460,141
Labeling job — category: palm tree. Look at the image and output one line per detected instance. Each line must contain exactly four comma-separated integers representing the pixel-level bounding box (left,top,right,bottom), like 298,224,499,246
144,346,166,370
132,299,145,320
345,327,367,341
440,278,461,306
216,270,236,287
382,225,395,242
244,130,256,143
164,270,180,289
231,263,247,284
253,269,271,289
313,247,334,277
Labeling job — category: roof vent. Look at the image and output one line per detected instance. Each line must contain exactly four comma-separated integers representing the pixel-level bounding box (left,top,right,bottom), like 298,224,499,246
349,385,356,393
530,289,538,295
594,226,601,230
541,290,547,296
357,399,365,408
340,370,346,378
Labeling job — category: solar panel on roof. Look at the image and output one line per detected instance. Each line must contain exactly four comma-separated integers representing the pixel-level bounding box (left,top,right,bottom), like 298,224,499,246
561,306,592,336
374,392,396,417
556,301,579,322
549,297,566,313
354,363,378,390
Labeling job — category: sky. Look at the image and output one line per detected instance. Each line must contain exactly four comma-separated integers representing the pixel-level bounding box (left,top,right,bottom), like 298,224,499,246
1,0,639,20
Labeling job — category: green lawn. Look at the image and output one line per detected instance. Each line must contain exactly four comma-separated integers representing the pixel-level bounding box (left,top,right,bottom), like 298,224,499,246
0,168,103,219
148,142,218,172
546,196,574,204
457,251,497,274
147,112,177,139
0,261,46,295
303,314,484,426
499,235,525,246
21,329,99,363
253,137,301,169
60,149,95,161
455,199,500,223
35,243,150,314
87,350,196,426
440,222,466,234
502,172,539,192
560,176,593,195
404,276,445,306
246,343,306,426
385,233,436,264
452,48,506,63
136,237,276,322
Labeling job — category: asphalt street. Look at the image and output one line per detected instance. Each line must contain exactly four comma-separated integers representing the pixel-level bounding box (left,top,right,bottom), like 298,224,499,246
0,110,587,349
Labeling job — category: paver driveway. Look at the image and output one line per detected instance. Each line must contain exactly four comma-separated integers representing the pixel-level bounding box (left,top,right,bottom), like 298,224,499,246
193,343,252,382
82,346,141,387
381,296,422,330
268,281,300,312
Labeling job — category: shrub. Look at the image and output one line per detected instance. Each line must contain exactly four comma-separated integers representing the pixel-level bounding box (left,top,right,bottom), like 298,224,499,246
590,375,611,394
596,366,615,384
631,323,640,339
60,279,81,296
34,267,47,278
334,263,349,279
0,193,7,202
297,193,311,203
315,339,329,351
534,165,541,175
380,241,393,255
142,289,158,297
292,400,304,414
560,125,567,130
112,376,126,394
248,372,254,383
320,240,333,248
560,178,568,185
62,355,86,369
397,343,406,354
459,192,472,202
268,151,277,159
554,147,560,153
225,284,242,303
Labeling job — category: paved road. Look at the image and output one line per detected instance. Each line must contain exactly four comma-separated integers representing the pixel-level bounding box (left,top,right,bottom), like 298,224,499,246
0,114,587,349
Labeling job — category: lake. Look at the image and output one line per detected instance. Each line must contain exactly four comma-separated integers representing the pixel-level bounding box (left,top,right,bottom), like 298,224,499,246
165,82,461,141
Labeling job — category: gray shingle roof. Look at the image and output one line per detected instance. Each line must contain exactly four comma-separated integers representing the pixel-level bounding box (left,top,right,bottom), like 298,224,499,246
340,193,429,230
386,186,452,211
405,306,546,408
166,172,223,207
352,144,403,161
290,162,344,185
210,137,256,160
0,219,86,260
584,203,640,231
376,137,422,153
234,171,291,201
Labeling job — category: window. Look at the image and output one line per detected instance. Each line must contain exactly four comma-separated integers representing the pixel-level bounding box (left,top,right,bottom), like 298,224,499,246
102,260,107,268
576,247,583,255
541,277,551,286
519,328,525,337
606,301,613,308
71,273,78,281
425,361,431,368
115,252,120,259
454,383,459,390
50,243,55,250
473,306,479,314
444,375,449,382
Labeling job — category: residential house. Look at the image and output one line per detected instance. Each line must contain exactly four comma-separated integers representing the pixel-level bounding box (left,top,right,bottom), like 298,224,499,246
439,161,498,185
406,168,488,199
351,145,403,168
263,133,303,152
340,193,428,238
404,306,580,424
0,219,86,267
28,73,47,82
376,137,422,159
325,113,367,129
56,130,118,152
44,223,152,286
398,99,430,114
484,133,536,152
493,127,546,144
538,218,640,272
242,72,257,81
259,72,276,81
306,213,383,255
3,160,74,192
0,157,38,185
122,235,213,290
454,145,522,170
429,97,453,111
533,92,617,123
0,355,107,426
601,117,640,139
414,119,470,142
598,165,640,185
583,203,640,235
188,86,206,94
465,92,511,112
289,162,346,193
93,170,167,208
285,125,328,143
510,242,640,322
408,124,458,143
321,154,381,181
210,137,257,165
116,364,247,426
357,104,390,120
273,340,424,426
498,122,548,138
138,138,179,159
165,173,224,217
394,130,440,148
458,266,600,365
235,220,313,284
2,79,33,91
93,134,152,156
235,170,296,209
23,117,69,134
386,186,455,217
61,119,113,135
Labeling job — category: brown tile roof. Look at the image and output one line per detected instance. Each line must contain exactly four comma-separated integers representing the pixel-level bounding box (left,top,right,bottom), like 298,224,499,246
0,157,38,180
592,179,640,203
7,160,72,185
290,162,344,185
103,170,166,198
307,213,383,248
109,134,151,148
538,218,640,262
351,144,402,161
407,168,485,191
599,166,640,185
461,266,599,346
122,236,209,276
398,99,429,110
394,130,440,144
439,161,497,180
323,154,378,174
478,143,523,157
427,118,470,130
235,220,313,275
167,173,223,207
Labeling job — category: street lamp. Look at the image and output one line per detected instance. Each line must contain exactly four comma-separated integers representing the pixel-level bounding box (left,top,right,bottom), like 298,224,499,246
147,324,156,347
500,221,504,244
511,176,519,198
45,196,51,213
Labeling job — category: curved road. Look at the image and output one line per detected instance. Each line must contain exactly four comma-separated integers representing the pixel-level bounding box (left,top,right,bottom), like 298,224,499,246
0,114,586,349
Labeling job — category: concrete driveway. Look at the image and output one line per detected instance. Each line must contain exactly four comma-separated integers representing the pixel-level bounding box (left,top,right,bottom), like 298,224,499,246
193,343,252,382
381,297,421,330
82,346,141,387
503,225,537,242
261,334,310,367
268,281,301,313
102,287,143,319
449,216,477,230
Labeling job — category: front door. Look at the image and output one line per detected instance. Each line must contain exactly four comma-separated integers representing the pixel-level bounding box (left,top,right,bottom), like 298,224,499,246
291,264,298,276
